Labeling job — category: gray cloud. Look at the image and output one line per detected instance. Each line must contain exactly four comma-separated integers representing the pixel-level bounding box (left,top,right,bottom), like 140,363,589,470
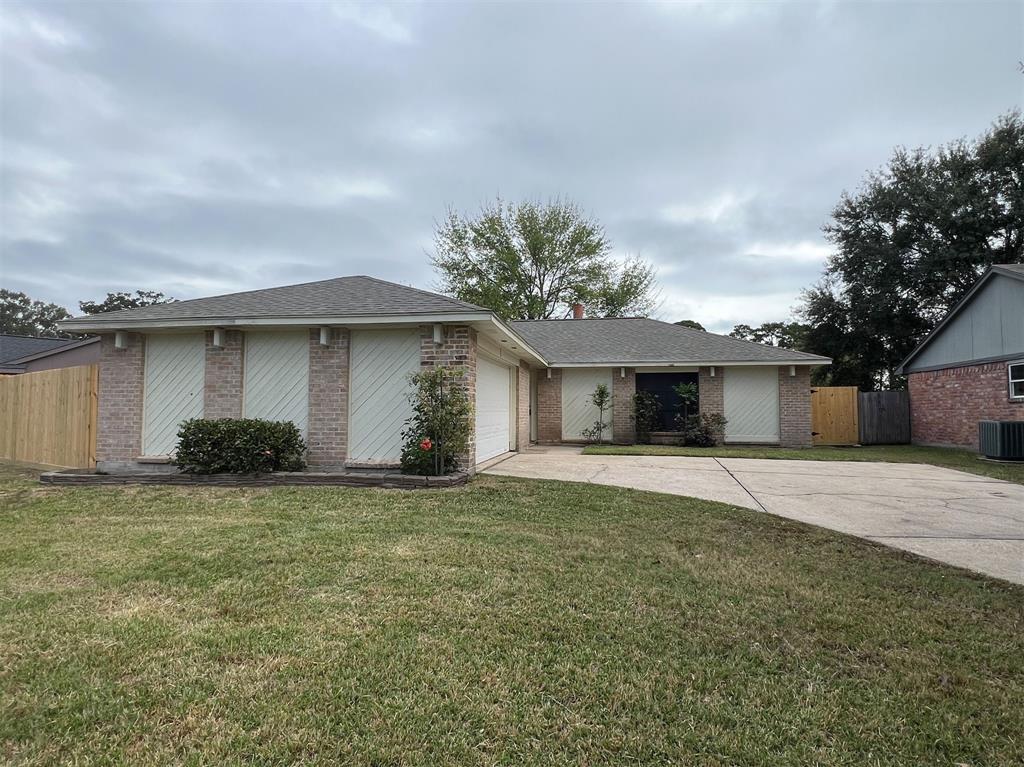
1,0,1020,332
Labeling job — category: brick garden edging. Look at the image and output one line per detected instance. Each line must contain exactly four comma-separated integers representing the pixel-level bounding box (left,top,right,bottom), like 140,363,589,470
40,470,470,489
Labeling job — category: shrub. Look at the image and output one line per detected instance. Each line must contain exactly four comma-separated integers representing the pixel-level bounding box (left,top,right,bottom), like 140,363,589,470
176,418,306,474
672,381,699,423
580,383,612,443
400,367,472,475
678,413,728,447
632,390,660,444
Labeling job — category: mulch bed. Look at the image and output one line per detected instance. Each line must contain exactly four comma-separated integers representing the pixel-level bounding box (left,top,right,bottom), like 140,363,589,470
39,469,470,489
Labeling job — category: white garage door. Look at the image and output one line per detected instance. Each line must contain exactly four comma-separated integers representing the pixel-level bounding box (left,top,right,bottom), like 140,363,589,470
562,367,614,441
243,330,310,433
142,333,205,455
476,356,512,462
724,367,780,443
348,328,421,462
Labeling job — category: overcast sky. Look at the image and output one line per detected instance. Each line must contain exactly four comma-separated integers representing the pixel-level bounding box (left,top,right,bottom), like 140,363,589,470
1,1,1021,332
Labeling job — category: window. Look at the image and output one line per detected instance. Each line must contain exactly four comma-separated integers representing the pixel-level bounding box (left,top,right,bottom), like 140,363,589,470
1010,361,1024,400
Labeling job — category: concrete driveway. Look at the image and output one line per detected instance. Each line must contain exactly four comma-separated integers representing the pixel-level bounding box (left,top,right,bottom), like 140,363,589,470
484,447,1024,584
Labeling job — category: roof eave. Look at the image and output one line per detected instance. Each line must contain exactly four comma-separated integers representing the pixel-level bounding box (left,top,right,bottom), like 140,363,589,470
550,358,831,368
57,311,497,333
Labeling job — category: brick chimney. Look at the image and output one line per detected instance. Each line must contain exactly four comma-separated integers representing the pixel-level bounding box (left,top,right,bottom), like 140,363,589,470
572,302,585,319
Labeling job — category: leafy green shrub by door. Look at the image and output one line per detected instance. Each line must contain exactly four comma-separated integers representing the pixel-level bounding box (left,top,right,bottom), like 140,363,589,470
176,418,306,474
400,367,472,476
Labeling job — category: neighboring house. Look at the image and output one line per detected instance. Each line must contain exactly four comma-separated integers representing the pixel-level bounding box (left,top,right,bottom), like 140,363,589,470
898,264,1024,449
58,275,830,472
0,334,100,375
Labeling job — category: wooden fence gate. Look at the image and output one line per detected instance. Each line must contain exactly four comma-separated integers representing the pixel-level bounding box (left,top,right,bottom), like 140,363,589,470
858,390,910,444
810,386,859,446
0,364,98,469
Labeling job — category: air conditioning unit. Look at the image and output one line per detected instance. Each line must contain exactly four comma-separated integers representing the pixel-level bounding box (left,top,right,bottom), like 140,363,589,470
978,421,1024,460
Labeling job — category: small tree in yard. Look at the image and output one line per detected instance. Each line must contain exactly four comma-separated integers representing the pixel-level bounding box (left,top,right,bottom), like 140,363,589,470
672,382,699,425
632,390,660,444
400,367,472,475
580,383,612,443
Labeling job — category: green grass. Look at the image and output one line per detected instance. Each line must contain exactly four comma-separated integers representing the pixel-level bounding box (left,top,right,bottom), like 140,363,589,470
582,443,1024,483
1,463,1022,766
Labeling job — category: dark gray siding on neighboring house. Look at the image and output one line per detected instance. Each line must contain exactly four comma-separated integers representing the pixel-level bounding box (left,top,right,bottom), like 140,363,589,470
906,275,1024,372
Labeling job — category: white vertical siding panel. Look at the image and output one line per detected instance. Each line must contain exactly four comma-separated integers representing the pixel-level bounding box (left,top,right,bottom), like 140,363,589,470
561,368,614,441
142,333,205,455
243,331,310,433
724,367,780,443
348,328,422,461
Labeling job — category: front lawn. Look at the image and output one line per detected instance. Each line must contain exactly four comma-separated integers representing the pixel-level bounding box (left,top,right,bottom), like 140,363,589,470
1,463,1022,765
582,443,1024,483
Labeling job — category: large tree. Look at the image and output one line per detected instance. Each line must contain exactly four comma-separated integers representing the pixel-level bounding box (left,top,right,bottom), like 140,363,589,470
0,289,72,337
79,290,172,315
730,321,810,349
801,110,1024,389
432,198,657,320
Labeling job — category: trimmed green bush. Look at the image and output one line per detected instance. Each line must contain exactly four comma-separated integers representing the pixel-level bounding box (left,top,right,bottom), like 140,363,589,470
176,418,306,474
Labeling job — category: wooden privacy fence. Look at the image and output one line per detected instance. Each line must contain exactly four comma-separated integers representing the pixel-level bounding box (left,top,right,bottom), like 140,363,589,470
810,386,859,445
811,385,911,446
858,390,910,445
0,364,98,469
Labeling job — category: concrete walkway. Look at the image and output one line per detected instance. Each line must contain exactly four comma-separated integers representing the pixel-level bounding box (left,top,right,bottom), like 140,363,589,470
483,447,1024,584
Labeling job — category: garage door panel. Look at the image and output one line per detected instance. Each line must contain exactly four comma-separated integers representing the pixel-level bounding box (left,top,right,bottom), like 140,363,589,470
349,328,421,461
724,367,780,443
476,357,512,462
243,331,310,434
562,368,614,441
143,333,205,455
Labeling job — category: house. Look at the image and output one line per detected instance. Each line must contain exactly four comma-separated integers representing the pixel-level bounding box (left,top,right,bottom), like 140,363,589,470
0,334,100,375
58,276,830,473
897,263,1024,449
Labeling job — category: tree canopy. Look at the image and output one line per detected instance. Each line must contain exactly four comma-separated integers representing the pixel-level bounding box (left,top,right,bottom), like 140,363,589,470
800,110,1024,389
674,319,705,331
730,322,810,349
0,290,72,337
79,290,172,315
432,198,657,320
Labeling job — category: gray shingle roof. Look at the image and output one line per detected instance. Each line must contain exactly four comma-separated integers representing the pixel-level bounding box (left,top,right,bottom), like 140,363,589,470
62,275,487,326
0,335,76,365
510,318,831,365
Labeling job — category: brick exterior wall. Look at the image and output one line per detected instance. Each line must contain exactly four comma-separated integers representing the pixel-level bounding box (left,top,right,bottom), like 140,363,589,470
536,368,562,442
612,367,636,444
698,367,724,418
909,361,1024,449
516,361,531,451
203,330,243,419
420,325,477,471
778,365,812,448
96,333,145,466
307,328,350,468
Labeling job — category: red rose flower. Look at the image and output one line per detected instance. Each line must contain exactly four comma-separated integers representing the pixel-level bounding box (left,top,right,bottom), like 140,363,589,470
419,437,433,451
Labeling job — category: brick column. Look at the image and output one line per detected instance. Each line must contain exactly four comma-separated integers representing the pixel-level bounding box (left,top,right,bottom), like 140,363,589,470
516,361,531,451
612,367,636,444
307,328,350,468
779,365,812,447
204,330,243,419
536,368,562,442
96,333,145,467
420,325,477,472
698,366,725,445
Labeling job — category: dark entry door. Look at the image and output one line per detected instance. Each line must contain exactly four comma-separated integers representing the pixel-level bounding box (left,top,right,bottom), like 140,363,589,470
635,372,699,430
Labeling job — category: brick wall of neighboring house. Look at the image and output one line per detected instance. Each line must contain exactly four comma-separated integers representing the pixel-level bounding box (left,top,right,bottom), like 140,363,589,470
96,333,145,467
536,368,562,442
612,367,636,444
778,365,812,448
420,325,477,471
516,361,531,451
909,361,1024,449
203,330,243,419
307,328,350,468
